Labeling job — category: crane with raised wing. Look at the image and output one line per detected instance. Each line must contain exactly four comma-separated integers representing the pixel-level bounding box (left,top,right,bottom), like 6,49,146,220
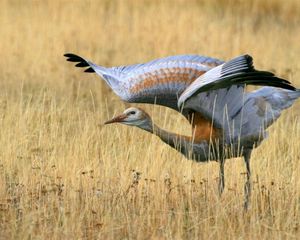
65,53,299,209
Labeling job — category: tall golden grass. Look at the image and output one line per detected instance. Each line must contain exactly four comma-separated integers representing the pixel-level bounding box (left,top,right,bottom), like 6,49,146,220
0,0,300,239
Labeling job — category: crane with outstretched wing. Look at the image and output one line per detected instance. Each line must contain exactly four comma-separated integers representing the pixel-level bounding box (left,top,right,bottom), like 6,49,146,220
65,53,299,209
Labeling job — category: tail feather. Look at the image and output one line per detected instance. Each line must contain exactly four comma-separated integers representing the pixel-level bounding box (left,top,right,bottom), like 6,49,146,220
231,87,300,144
290,89,300,98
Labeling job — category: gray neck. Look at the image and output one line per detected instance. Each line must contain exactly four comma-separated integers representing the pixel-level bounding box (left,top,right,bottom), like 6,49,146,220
153,124,178,147
136,119,214,161
138,121,188,149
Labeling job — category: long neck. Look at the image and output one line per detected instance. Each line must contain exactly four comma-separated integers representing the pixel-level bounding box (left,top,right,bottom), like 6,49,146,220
137,118,220,161
154,124,183,147
140,121,191,150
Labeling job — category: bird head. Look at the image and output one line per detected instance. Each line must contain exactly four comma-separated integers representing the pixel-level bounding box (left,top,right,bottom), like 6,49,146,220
104,107,153,131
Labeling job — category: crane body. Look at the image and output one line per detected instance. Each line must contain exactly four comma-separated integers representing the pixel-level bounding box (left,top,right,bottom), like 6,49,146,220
65,53,299,209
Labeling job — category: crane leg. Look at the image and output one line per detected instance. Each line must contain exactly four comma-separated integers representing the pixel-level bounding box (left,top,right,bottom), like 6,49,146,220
218,158,225,196
243,150,252,210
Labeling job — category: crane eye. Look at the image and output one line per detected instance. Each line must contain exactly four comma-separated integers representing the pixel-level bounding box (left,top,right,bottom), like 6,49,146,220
129,111,136,115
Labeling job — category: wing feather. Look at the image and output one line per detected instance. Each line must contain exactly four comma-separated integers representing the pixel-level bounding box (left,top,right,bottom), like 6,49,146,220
178,54,296,131
237,88,300,140
64,53,224,110
178,55,295,108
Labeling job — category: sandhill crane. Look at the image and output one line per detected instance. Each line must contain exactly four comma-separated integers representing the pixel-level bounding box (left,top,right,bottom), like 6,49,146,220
65,53,299,209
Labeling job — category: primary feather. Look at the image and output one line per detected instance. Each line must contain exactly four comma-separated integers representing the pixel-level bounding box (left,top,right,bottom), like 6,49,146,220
64,53,224,111
65,53,298,143
94,53,299,210
177,54,297,144
178,55,294,109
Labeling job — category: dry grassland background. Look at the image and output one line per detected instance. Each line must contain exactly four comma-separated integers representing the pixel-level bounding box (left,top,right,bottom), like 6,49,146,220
0,0,300,239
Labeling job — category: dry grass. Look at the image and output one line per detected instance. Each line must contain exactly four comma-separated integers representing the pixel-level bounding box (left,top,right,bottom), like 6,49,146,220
0,0,300,239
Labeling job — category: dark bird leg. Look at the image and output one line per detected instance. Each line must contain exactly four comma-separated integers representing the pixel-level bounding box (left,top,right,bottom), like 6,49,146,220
218,158,225,196
243,150,252,210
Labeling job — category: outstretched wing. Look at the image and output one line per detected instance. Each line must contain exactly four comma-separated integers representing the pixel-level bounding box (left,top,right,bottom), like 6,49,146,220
64,53,224,111
177,55,296,129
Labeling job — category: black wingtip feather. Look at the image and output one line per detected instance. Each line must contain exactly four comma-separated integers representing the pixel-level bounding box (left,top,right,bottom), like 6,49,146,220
84,68,95,73
64,53,95,73
193,71,296,96
76,62,89,67
64,53,76,57
245,54,253,64
228,72,296,91
220,55,295,91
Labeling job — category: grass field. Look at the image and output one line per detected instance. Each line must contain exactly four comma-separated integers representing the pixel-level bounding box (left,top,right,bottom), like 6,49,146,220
0,0,300,239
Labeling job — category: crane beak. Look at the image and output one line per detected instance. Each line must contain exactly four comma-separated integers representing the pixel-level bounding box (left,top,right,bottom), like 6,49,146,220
104,114,127,125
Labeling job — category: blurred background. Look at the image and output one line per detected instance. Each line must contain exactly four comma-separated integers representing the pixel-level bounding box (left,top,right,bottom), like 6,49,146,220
1,0,299,96
0,0,299,239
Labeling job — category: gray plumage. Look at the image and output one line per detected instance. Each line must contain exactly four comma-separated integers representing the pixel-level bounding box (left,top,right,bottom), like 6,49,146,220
65,53,224,111
66,53,299,209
